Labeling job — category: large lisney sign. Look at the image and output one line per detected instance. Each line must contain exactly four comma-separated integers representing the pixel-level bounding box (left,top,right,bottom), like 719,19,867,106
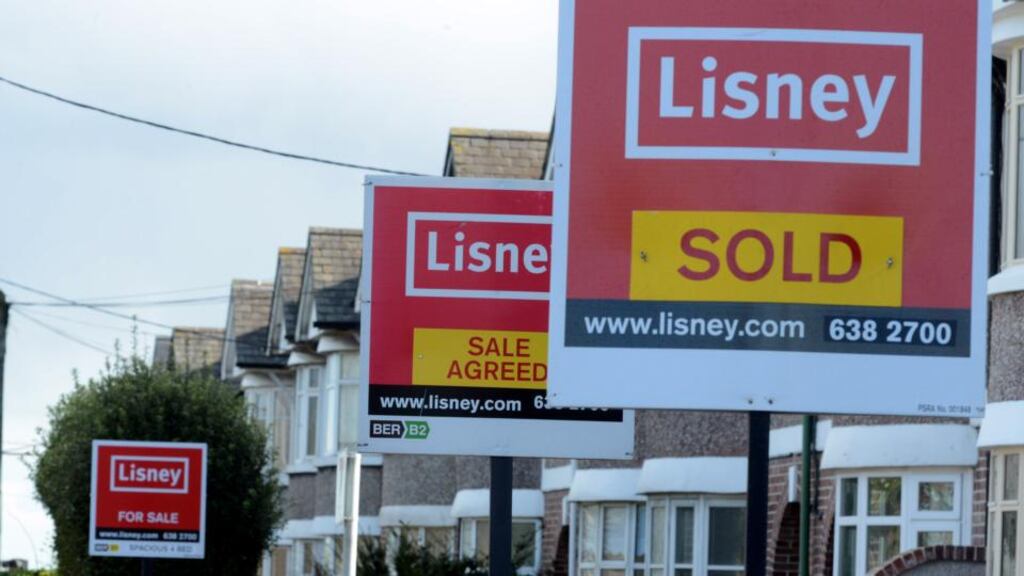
360,177,633,458
90,440,207,559
548,0,990,416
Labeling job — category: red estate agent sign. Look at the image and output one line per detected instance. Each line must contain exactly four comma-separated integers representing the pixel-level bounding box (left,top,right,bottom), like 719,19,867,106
547,0,990,416
359,177,633,458
90,440,207,559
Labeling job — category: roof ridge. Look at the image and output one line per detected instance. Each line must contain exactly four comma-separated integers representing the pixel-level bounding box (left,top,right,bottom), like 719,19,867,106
278,247,306,254
308,227,363,236
449,127,549,141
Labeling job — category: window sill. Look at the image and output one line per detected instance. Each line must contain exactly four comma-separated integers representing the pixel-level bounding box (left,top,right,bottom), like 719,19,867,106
989,264,1024,296
285,463,318,475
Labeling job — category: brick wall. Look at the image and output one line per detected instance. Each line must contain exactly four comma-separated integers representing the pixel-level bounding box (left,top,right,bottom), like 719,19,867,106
972,451,990,546
768,454,799,576
542,489,568,576
870,546,985,576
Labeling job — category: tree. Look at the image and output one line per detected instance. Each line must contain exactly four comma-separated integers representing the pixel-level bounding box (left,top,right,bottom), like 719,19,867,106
32,356,282,575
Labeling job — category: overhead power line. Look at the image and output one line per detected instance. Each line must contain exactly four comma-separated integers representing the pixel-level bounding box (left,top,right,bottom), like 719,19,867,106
0,278,236,345
12,309,113,356
12,295,228,308
17,308,162,338
75,283,228,301
0,74,429,177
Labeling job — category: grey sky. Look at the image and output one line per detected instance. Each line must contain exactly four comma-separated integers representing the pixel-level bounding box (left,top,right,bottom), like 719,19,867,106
0,0,556,565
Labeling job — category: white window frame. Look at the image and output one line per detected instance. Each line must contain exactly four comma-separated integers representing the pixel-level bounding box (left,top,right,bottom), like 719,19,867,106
1004,47,1024,266
459,517,542,575
575,496,745,576
833,470,973,576
989,450,1024,576
294,538,326,576
659,496,746,576
324,354,341,455
294,365,324,463
576,502,638,575
387,525,456,557
338,350,360,450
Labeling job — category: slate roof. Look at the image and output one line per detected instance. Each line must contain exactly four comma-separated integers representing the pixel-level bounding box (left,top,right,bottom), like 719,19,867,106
444,128,549,179
270,247,306,347
169,327,224,375
151,336,172,370
226,279,284,369
301,228,362,330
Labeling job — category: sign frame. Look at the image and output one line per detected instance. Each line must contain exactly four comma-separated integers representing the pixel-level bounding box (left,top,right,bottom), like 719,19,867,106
359,175,634,458
547,0,991,417
89,440,208,559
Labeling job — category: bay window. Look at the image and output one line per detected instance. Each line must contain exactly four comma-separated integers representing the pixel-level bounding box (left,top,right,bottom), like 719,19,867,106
835,472,972,576
990,451,1023,576
576,498,745,576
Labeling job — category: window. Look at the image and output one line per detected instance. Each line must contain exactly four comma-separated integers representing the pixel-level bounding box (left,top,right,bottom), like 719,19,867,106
459,518,541,574
338,351,360,449
294,539,325,576
294,366,323,462
835,472,971,576
245,383,294,471
1004,49,1024,264
576,498,744,576
387,525,455,559
259,545,291,576
990,451,1024,576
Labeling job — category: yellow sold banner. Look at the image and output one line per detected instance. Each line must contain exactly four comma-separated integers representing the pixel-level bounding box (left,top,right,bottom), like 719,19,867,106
630,211,904,306
412,328,547,389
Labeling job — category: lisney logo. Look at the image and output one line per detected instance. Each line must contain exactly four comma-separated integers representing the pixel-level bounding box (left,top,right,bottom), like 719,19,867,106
625,28,922,165
109,456,189,494
405,212,551,300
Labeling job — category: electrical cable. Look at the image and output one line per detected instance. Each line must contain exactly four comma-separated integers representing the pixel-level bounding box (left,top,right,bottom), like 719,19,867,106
74,283,228,301
0,278,236,345
14,308,162,338
11,308,113,356
0,74,429,177
11,295,228,308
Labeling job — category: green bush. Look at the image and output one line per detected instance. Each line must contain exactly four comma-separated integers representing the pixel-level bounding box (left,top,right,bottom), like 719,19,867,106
32,356,283,575
357,533,487,576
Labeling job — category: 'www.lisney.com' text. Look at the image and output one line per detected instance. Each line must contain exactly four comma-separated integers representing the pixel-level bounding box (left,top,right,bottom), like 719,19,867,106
583,312,806,342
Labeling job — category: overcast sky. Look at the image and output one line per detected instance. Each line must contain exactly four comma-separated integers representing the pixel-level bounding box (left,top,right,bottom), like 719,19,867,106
0,0,556,566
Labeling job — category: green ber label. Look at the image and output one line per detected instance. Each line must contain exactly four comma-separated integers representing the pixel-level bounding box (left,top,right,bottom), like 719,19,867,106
404,421,430,440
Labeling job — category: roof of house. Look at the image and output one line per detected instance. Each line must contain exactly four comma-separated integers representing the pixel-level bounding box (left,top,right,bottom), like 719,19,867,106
444,128,549,179
226,279,283,369
301,228,362,330
273,247,306,344
151,335,172,369
169,327,224,374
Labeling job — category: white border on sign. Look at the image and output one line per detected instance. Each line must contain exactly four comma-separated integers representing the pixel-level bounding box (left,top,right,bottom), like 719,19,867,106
548,1,989,416
109,456,190,494
624,27,923,166
404,211,552,300
359,175,635,458
89,440,208,559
